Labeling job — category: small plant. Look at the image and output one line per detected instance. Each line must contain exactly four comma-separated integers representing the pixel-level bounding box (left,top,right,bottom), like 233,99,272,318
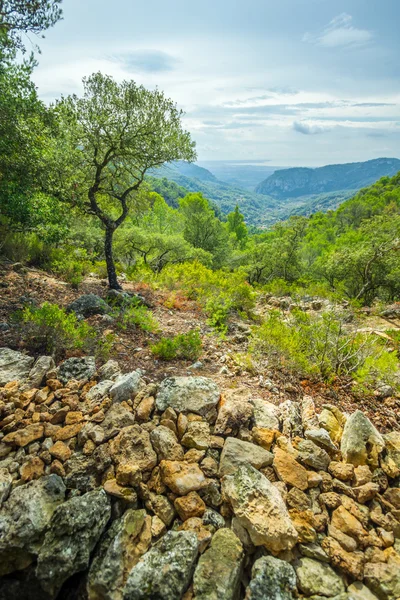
151,330,202,361
113,300,159,333
17,302,97,359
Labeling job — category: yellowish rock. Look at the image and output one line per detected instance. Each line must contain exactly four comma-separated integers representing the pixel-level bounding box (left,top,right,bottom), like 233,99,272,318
273,447,309,491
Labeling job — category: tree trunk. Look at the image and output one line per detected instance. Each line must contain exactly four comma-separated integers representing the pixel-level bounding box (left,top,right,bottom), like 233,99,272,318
104,226,121,290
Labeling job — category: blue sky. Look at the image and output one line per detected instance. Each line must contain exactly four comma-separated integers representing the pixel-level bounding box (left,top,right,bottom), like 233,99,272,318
32,0,400,166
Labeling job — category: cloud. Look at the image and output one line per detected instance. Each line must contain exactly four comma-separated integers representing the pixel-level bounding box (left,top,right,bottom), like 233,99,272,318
111,50,179,73
293,121,331,135
303,13,373,49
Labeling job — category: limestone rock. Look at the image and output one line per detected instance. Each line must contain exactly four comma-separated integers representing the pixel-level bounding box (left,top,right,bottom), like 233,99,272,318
85,380,114,409
24,356,55,389
87,509,151,600
219,437,273,477
273,447,309,491
0,468,12,507
292,437,330,471
295,557,345,597
100,404,136,441
3,423,44,447
341,411,385,468
305,428,338,452
246,555,296,600
319,407,344,444
36,489,111,597
156,376,220,416
193,528,244,600
280,400,303,438
364,561,400,600
110,371,144,403
250,399,280,430
214,389,254,435
301,396,319,431
150,425,184,461
110,425,157,473
381,432,400,478
160,460,207,495
0,348,34,386
57,356,96,384
174,491,206,521
222,464,298,554
123,530,198,600
181,421,211,451
347,582,379,600
67,293,110,318
98,359,121,381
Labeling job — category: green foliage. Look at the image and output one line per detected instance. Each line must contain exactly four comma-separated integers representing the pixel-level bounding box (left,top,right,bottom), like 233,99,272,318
250,308,399,390
17,302,96,358
113,300,159,333
151,330,202,361
226,205,248,248
146,176,188,208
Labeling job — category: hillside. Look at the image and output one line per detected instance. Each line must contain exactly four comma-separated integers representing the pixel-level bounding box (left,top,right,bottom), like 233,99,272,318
255,158,400,199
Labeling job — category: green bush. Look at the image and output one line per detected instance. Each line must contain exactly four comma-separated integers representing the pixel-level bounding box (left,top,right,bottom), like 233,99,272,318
17,302,97,358
151,330,202,361
114,302,159,333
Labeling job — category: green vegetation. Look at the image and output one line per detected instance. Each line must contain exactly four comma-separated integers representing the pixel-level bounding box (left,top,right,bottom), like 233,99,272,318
114,303,159,333
151,330,202,361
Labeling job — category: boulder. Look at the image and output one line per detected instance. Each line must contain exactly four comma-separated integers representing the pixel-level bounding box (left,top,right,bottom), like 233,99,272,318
0,348,34,386
214,389,254,435
246,555,296,600
36,489,111,597
273,447,309,491
110,425,157,473
222,464,298,554
150,426,184,461
292,437,330,471
57,356,96,384
123,531,198,600
156,376,220,416
100,404,136,441
98,359,121,381
193,528,244,600
295,557,345,597
23,355,55,389
341,411,385,468
85,380,114,409
381,432,400,478
87,509,152,600
219,437,273,477
0,475,66,576
110,371,144,403
160,460,207,495
250,399,280,430
67,293,110,318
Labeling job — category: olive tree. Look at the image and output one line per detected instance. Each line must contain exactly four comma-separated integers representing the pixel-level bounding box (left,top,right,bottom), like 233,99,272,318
0,0,62,53
54,72,196,289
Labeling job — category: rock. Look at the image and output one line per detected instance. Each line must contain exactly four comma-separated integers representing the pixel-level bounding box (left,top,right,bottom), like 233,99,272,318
98,359,121,381
123,530,198,600
328,462,355,482
3,423,44,447
347,582,379,600
36,489,111,597
319,408,343,444
24,356,55,389
181,421,211,451
156,376,220,416
136,397,155,422
103,479,137,502
0,475,66,576
0,348,34,386
301,396,320,431
20,457,45,482
245,555,296,600
174,491,206,521
381,432,400,478
202,508,226,531
49,440,72,462
219,437,273,477
87,509,151,600
100,404,136,441
160,460,207,495
179,517,212,553
330,505,368,547
85,380,114,409
341,411,385,468
0,468,12,506
250,399,280,430
57,356,96,384
299,542,330,563
321,536,364,580
150,426,184,461
280,400,303,438
222,464,298,554
273,447,309,491
193,528,244,600
305,428,338,452
295,557,345,598
110,371,144,403
364,561,400,600
292,437,331,471
110,425,157,473
214,389,254,435
67,294,110,318
107,289,150,309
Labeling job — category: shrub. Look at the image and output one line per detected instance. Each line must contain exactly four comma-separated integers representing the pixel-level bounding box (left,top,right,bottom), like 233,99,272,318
151,330,202,361
113,301,159,333
17,302,97,359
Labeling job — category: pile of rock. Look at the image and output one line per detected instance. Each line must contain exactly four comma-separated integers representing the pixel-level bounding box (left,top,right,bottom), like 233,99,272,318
1,348,400,599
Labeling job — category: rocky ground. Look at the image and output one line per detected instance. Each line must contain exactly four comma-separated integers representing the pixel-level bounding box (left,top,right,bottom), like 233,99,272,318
2,347,400,599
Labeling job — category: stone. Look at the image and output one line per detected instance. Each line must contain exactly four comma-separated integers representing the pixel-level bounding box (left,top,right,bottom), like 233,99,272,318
384,488,400,509
354,482,379,503
110,425,157,473
144,492,175,526
3,423,44,448
85,380,114,409
319,407,343,444
299,542,330,563
103,479,137,503
151,515,166,538
381,432,400,478
305,428,338,452
87,509,151,600
354,465,373,487
181,421,211,451
0,475,66,576
57,356,96,384
245,555,296,600
110,371,144,403
98,359,121,381
0,468,12,506
328,461,355,481
347,582,379,600
250,399,280,430
341,411,385,468
156,376,220,416
136,396,155,422
273,447,309,490
100,404,136,441
286,487,311,511
116,463,142,488
295,557,345,598
331,505,368,547
179,517,212,553
214,389,254,435
301,396,320,430
150,425,184,461
293,437,331,471
222,464,298,554
202,508,226,532
280,400,303,438
49,440,72,462
54,422,83,441
364,561,400,600
20,457,45,482
252,427,278,451
0,348,34,386
321,536,364,580
219,437,273,477
174,491,206,521
193,528,244,600
160,460,207,495
36,489,111,597
123,531,198,600
67,293,110,318
24,356,55,389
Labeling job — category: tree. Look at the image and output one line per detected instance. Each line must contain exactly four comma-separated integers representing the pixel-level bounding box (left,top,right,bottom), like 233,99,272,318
53,72,196,289
226,204,248,248
0,0,62,54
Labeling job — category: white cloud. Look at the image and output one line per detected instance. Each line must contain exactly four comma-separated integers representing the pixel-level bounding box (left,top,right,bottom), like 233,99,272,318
303,13,373,49
293,120,331,135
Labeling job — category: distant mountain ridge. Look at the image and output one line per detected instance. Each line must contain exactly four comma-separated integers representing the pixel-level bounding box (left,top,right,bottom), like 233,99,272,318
255,158,400,198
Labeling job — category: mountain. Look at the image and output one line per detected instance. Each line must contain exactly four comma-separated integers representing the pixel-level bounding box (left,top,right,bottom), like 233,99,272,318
255,158,400,198
197,161,285,190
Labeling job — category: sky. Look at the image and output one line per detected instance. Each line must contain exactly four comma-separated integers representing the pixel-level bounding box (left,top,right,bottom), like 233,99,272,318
31,0,400,166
